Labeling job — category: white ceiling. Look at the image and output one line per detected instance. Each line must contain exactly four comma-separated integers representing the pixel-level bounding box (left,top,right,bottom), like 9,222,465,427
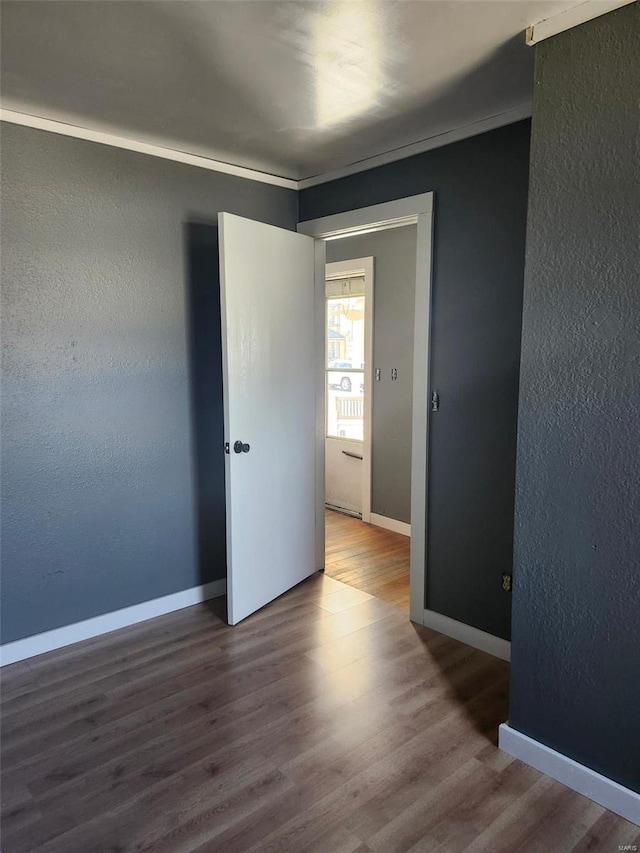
1,0,580,181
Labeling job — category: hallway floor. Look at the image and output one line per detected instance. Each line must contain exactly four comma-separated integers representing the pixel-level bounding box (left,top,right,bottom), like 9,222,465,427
325,509,410,611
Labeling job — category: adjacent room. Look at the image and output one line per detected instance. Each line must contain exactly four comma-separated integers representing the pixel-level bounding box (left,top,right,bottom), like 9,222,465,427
321,226,416,611
322,226,415,611
1,1,638,850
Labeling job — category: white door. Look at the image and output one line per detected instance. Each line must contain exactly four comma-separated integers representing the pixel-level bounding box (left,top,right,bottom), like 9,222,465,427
219,213,318,625
324,259,373,520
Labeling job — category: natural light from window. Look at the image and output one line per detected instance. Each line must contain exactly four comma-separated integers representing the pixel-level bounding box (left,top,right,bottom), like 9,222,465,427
326,291,365,441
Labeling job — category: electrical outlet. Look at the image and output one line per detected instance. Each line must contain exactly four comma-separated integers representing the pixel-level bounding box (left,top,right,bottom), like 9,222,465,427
502,573,512,592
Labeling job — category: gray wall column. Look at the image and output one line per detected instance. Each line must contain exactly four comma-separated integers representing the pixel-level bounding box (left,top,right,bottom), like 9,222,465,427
509,3,640,794
300,121,530,640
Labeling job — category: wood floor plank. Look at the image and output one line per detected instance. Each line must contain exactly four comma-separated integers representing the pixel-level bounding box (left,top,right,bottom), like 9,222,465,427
298,825,367,853
461,775,574,853
427,759,542,851
365,758,495,853
8,604,220,696
0,662,35,704
4,602,363,769
0,784,42,839
236,708,502,853
1,517,636,852
569,810,640,852
1,619,227,716
511,788,605,853
325,510,410,610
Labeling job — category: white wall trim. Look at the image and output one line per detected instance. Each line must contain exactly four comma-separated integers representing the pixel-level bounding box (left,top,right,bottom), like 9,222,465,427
0,579,227,667
299,195,431,242
525,0,635,45
409,208,433,626
0,108,297,190
297,105,531,189
499,724,640,825
422,609,511,661
370,513,411,537
1,105,530,192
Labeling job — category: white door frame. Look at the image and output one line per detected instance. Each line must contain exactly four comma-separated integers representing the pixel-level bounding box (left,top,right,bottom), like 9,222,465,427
298,192,434,624
325,256,374,522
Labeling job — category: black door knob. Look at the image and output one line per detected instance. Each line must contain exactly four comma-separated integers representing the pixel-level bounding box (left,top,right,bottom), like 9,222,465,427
242,443,250,453
233,440,243,454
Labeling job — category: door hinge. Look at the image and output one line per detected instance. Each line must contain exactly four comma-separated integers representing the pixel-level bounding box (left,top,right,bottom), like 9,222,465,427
431,390,439,411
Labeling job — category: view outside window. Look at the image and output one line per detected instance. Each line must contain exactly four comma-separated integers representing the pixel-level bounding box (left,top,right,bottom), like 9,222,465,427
326,294,365,441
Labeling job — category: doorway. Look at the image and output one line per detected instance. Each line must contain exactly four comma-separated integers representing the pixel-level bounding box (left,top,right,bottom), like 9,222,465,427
322,232,415,611
216,197,433,629
299,192,433,624
217,198,432,628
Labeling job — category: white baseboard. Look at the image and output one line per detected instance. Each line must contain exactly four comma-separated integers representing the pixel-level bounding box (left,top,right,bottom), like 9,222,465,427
370,513,411,537
499,724,640,825
422,608,511,661
0,579,227,667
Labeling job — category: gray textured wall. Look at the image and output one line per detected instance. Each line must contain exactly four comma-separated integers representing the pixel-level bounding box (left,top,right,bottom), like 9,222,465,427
1,123,297,644
509,4,640,794
326,227,417,524
301,121,530,639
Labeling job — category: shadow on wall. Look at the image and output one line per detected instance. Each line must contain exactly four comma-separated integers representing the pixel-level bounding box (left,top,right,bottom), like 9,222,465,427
184,221,228,614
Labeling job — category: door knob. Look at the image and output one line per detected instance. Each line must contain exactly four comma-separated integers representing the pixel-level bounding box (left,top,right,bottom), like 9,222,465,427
233,440,250,454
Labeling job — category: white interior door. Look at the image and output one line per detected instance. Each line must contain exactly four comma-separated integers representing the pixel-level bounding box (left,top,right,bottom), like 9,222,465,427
219,213,318,625
324,259,373,520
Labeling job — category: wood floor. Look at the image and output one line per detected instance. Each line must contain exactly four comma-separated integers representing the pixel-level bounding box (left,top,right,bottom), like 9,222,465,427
2,575,638,852
325,509,410,611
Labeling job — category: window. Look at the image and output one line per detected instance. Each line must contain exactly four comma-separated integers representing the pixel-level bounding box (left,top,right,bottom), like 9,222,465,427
326,276,365,441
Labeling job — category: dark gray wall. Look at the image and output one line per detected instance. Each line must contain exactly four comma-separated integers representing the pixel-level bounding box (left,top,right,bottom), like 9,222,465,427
509,4,640,794
0,123,297,644
301,121,530,639
326,227,417,524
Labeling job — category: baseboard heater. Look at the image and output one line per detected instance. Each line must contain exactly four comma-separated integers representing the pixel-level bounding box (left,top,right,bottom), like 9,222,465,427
325,502,362,519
